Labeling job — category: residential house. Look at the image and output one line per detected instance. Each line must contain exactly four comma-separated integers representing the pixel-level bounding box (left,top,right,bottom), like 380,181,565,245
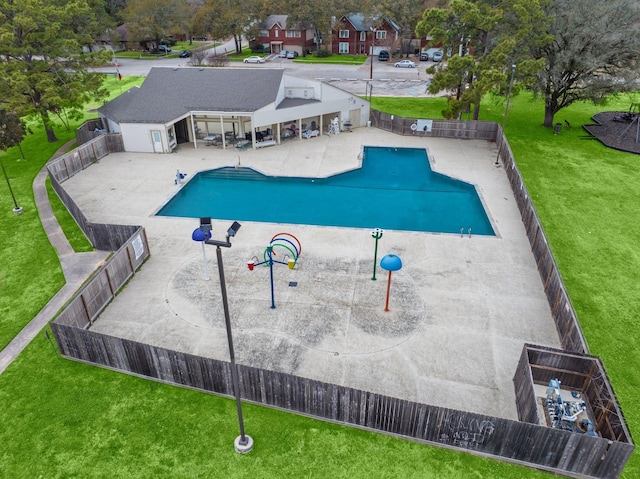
330,14,400,56
253,15,316,56
98,67,370,153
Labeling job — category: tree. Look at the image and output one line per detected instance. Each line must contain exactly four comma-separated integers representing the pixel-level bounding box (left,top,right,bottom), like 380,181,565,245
124,0,190,49
0,0,111,142
0,110,29,160
531,0,640,127
378,0,424,56
196,0,261,54
416,0,550,120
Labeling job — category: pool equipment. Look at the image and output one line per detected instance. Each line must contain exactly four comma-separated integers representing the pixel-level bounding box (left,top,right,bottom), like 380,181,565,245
544,379,595,435
371,228,384,280
380,254,402,312
248,233,301,309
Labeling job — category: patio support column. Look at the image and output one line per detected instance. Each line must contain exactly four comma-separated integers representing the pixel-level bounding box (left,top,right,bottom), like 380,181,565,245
297,118,302,139
250,115,257,149
277,123,281,144
190,113,198,149
220,115,226,150
319,115,323,136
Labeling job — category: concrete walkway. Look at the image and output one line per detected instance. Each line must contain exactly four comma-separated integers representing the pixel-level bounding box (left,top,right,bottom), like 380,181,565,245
0,141,109,375
60,129,561,420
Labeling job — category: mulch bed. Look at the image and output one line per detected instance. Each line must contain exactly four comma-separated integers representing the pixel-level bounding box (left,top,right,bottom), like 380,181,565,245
582,111,640,154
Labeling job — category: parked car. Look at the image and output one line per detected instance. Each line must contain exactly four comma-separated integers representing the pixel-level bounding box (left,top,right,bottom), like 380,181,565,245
178,50,192,58
432,51,443,62
244,56,265,63
378,50,389,61
394,59,416,68
278,50,288,58
157,45,171,53
419,52,429,61
286,51,299,59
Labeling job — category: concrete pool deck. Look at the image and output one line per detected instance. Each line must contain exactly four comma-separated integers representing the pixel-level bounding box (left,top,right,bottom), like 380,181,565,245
62,128,560,420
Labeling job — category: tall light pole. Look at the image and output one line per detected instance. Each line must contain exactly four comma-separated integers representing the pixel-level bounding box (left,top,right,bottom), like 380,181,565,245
496,63,516,166
1,160,23,215
192,219,253,453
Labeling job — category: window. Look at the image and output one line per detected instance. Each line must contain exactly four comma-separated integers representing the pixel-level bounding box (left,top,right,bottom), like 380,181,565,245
259,30,268,37
286,30,301,38
286,30,293,38
274,29,279,37
360,31,366,41
339,42,349,53
339,29,349,38
375,30,386,40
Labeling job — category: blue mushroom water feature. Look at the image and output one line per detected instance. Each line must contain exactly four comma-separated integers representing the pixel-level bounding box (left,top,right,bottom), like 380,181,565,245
380,254,402,312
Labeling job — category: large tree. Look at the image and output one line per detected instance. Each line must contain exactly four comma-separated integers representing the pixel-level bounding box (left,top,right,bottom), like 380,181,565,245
531,0,640,127
378,0,424,56
195,0,261,54
416,0,550,120
124,0,190,49
0,0,111,142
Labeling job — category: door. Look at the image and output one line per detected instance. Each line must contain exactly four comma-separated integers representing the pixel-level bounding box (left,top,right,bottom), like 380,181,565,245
151,130,163,153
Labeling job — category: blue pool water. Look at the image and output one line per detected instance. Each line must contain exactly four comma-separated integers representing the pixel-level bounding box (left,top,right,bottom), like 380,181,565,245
157,146,494,235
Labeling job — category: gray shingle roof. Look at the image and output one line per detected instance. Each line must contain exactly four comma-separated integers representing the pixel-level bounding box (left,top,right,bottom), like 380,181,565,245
99,67,285,124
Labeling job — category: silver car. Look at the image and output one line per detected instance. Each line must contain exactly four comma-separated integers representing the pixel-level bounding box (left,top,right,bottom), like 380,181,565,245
394,59,416,68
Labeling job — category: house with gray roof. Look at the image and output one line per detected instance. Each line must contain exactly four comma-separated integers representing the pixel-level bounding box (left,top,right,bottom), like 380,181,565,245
98,67,370,153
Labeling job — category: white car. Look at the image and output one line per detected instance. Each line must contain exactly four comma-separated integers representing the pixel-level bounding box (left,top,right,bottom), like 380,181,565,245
394,59,416,68
244,56,265,64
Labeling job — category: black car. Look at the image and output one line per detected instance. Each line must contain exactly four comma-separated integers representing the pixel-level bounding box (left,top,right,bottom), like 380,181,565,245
179,50,192,58
420,52,429,61
378,50,389,61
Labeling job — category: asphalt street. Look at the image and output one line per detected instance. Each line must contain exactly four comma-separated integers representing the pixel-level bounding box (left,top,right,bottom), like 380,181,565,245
94,44,437,97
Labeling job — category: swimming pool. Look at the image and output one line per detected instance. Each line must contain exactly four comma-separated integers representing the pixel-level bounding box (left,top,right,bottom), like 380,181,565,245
157,146,494,235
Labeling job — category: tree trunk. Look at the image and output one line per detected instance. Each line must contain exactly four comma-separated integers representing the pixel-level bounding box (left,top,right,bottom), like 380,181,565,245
45,127,58,143
40,110,58,142
544,98,556,127
473,103,480,121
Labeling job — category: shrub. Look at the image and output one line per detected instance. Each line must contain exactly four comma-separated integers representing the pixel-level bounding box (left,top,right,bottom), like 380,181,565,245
314,49,330,58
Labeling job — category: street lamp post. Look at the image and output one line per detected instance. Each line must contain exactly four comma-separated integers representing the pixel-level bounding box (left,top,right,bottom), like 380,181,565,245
1,160,23,215
192,219,253,453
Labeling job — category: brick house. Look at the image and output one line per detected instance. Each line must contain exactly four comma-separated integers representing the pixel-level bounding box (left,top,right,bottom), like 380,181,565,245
254,15,316,55
330,14,400,55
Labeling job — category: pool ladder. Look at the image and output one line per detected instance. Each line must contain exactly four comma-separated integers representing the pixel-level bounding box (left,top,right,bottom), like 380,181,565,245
460,227,472,238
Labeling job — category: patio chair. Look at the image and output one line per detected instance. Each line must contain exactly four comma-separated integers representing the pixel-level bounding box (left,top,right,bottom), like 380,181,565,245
301,130,319,139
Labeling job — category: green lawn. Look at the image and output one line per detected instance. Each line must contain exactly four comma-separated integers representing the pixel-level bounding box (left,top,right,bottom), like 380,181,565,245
293,54,369,65
0,87,638,478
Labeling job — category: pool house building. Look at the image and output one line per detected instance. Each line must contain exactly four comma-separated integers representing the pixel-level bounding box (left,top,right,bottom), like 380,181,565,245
97,67,370,153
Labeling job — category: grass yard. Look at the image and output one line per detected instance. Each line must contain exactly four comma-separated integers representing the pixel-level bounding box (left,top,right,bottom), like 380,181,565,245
0,85,638,478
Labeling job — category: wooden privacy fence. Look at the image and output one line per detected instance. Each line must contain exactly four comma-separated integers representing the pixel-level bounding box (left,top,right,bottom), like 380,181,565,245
52,228,150,329
369,110,499,140
495,125,589,354
48,121,632,477
48,328,633,479
515,344,633,445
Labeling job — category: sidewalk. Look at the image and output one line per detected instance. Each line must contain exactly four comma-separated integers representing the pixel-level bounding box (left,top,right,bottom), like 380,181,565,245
0,141,109,375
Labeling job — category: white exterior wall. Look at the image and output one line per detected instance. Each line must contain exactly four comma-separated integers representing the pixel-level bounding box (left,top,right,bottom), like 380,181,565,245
255,76,369,128
120,123,167,153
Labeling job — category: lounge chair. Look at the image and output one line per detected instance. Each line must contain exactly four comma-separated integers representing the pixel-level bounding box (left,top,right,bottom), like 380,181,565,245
302,130,319,139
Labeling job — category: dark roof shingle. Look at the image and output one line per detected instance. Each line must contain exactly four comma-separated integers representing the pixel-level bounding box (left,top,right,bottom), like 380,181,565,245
99,67,285,123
